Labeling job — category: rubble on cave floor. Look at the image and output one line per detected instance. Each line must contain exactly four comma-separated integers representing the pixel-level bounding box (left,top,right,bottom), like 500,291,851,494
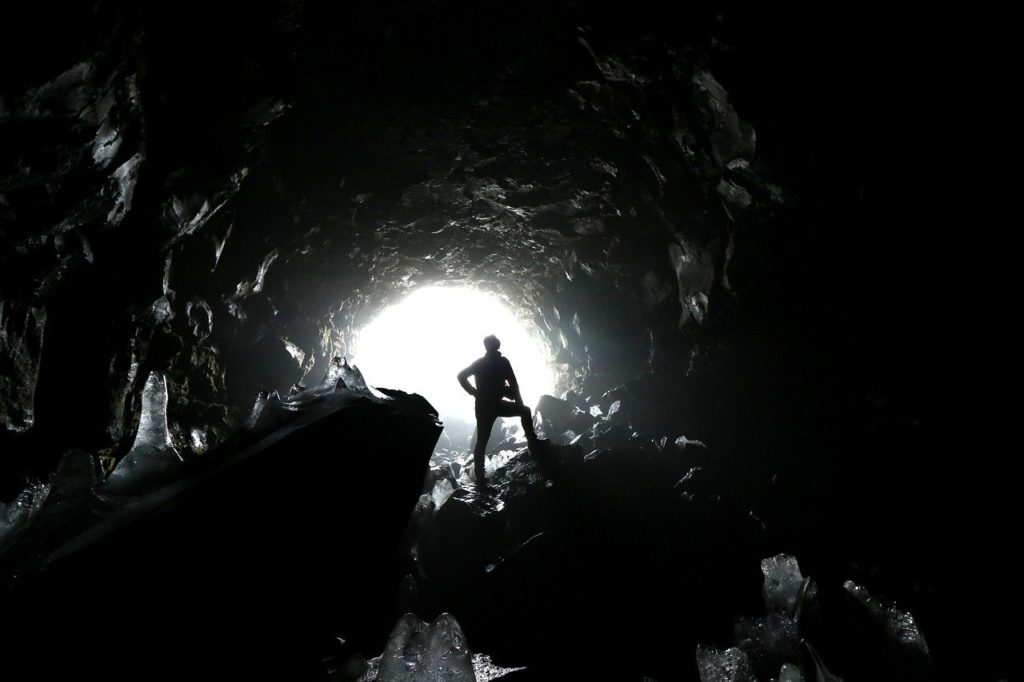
1,369,953,681
387,383,942,681
349,548,935,681
395,383,755,679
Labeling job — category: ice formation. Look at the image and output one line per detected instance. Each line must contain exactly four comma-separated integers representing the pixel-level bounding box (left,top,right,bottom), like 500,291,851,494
102,371,183,494
431,478,455,509
734,612,799,666
843,580,930,657
0,481,51,552
695,645,757,682
776,662,803,682
361,652,524,682
761,554,804,616
375,612,475,682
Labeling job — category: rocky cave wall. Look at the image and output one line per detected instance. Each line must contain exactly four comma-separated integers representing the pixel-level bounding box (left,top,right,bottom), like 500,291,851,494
2,1,780,487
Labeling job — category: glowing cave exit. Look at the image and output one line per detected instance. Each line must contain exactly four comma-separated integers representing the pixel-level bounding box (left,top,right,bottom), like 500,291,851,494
352,286,556,423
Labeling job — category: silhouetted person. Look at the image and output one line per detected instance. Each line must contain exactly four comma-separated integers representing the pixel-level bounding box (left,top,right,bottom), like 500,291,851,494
458,335,539,486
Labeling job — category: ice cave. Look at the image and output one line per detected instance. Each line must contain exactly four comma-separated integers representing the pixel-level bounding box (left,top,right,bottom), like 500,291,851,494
0,2,1013,681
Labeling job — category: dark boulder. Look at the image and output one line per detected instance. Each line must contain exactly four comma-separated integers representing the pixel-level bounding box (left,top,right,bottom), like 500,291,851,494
0,385,441,681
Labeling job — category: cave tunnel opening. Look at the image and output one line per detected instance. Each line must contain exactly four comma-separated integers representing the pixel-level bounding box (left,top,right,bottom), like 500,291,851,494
352,283,558,453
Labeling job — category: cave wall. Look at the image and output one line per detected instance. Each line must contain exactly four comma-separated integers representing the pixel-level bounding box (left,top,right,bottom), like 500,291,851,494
1,1,301,483
1,1,1016,671
1,3,1011,592
2,1,783,489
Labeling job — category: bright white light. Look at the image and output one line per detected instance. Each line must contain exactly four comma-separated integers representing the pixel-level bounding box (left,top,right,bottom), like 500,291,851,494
352,286,555,421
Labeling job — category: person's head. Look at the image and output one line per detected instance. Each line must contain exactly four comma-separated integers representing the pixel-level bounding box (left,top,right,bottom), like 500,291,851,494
483,335,501,353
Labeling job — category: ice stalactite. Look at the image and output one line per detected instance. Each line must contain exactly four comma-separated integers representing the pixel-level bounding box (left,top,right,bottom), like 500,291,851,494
102,371,182,494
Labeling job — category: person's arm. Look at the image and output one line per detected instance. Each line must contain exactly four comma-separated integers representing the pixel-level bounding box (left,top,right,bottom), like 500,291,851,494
505,361,524,405
457,363,478,397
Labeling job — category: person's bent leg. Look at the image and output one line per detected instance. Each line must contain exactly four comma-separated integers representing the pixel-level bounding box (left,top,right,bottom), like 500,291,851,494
517,404,538,442
494,400,540,443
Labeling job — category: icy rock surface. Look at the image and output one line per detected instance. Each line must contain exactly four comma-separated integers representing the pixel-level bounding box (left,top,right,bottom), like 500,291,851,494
46,449,100,508
0,450,99,557
484,450,518,479
427,614,475,682
101,372,183,494
468,654,526,682
362,653,521,682
0,481,52,551
246,390,271,428
130,372,175,450
761,554,804,615
734,612,799,667
325,356,349,387
431,478,455,509
375,612,475,682
843,580,930,657
325,356,390,400
696,645,757,682
776,662,803,682
0,301,46,432
675,434,707,449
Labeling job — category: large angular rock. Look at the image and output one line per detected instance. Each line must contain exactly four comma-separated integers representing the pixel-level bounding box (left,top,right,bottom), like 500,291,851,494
0,382,442,681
